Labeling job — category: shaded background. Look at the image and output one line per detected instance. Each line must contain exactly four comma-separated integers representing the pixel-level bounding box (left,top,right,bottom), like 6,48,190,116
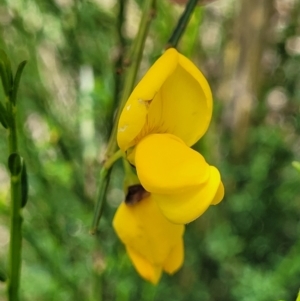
0,0,300,300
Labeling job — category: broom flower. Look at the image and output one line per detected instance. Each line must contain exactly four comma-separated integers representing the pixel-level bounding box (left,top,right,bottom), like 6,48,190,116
117,48,224,224
113,194,184,284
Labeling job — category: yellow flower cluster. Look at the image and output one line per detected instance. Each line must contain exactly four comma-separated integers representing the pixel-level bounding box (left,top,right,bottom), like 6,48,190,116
113,48,224,284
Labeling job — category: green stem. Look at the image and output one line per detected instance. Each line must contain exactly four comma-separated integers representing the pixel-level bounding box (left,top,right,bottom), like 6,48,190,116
8,176,22,301
90,150,123,234
110,0,128,136
106,0,156,157
103,149,123,170
91,0,156,233
7,101,22,301
166,0,199,49
90,168,110,235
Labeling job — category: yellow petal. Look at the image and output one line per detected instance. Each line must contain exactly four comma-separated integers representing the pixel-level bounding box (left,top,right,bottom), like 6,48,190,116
178,52,212,117
112,195,185,281
126,246,162,285
135,133,210,194
145,56,212,147
117,48,179,152
163,240,184,274
211,181,225,205
117,48,212,152
152,166,222,224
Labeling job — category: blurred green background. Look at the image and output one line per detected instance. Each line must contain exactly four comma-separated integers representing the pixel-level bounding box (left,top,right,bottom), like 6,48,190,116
0,0,300,300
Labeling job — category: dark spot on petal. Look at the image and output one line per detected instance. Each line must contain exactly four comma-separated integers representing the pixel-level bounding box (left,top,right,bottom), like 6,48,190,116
125,184,150,206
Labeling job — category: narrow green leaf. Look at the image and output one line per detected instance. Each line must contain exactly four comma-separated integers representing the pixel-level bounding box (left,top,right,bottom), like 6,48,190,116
8,153,22,177
11,60,27,105
0,49,13,96
21,161,28,208
0,101,8,128
0,62,9,96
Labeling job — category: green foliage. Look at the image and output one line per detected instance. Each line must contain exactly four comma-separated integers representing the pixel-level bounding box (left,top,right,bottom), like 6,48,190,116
0,0,300,300
0,49,13,96
11,60,27,105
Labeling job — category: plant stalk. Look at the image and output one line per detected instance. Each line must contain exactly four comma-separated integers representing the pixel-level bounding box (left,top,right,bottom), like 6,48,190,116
166,0,199,49
91,0,156,233
90,150,123,234
7,100,22,301
106,0,156,158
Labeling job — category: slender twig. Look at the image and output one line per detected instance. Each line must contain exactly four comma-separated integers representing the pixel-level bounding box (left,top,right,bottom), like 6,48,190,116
103,149,124,170
106,0,156,158
111,0,128,120
7,96,23,301
91,0,156,234
90,168,110,234
90,150,123,235
166,0,199,49
2,56,27,301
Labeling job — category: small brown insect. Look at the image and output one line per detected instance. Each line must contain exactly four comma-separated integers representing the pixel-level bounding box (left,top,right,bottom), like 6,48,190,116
125,184,150,206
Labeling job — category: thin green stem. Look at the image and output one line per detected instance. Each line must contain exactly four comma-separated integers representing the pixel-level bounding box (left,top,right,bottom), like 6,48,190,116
8,174,22,301
103,149,123,170
7,100,22,301
90,168,110,235
106,0,156,157
166,0,199,49
90,150,123,234
109,0,128,136
91,0,156,233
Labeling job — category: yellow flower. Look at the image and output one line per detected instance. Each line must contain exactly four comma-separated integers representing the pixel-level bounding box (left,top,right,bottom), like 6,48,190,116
135,133,224,224
117,48,224,224
113,195,184,284
118,48,212,153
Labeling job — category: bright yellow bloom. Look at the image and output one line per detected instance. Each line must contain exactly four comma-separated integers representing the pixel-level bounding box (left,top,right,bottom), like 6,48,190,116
113,195,184,284
117,48,224,224
118,48,212,154
135,133,224,224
